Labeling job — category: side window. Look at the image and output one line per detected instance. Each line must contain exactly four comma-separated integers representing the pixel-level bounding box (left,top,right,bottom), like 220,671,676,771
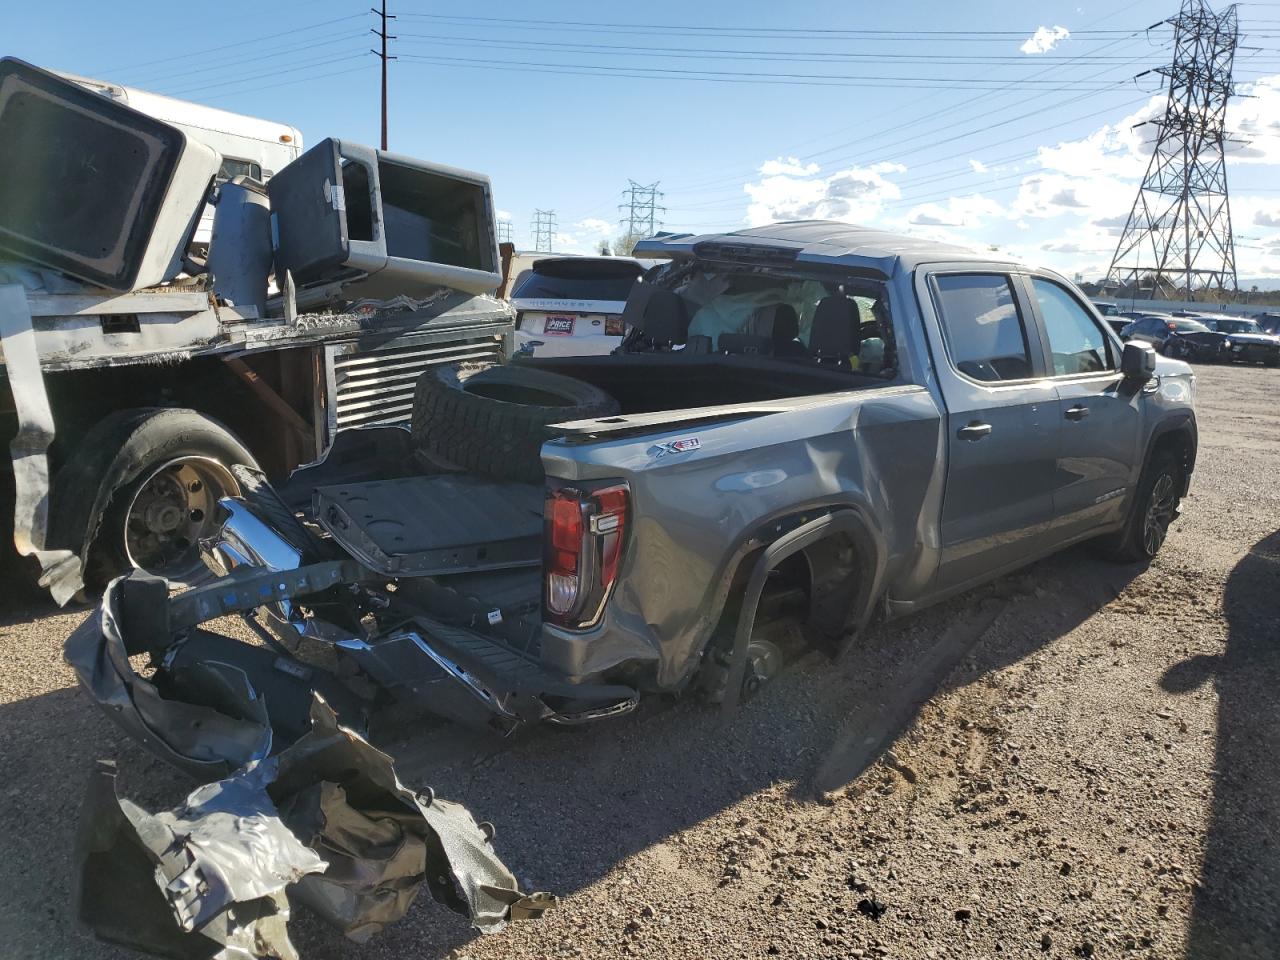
933,274,1033,382
1031,278,1113,375
216,157,263,183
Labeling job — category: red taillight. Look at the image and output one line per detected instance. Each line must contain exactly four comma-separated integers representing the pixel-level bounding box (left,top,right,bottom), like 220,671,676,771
544,482,629,627
592,484,628,590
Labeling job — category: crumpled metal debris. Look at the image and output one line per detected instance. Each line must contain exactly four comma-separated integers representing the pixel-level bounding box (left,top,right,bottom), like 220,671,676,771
74,758,325,960
271,695,552,938
64,572,274,779
74,695,553,959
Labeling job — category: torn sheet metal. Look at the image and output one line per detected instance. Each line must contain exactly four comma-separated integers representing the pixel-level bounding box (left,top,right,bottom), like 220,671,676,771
269,695,552,937
74,759,325,960
74,697,552,959
1,281,84,603
64,573,273,779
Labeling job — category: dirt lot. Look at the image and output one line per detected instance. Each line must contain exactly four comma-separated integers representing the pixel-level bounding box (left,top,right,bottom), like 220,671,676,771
1,362,1277,960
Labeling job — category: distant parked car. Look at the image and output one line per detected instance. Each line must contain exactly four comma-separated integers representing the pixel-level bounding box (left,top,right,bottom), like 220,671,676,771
1102,317,1130,337
510,256,647,357
1090,300,1120,316
1122,314,1212,355
1194,316,1280,366
1127,314,1279,365
1254,312,1280,336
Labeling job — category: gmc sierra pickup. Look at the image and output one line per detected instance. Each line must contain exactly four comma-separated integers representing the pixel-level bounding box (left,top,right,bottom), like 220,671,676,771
67,221,1197,771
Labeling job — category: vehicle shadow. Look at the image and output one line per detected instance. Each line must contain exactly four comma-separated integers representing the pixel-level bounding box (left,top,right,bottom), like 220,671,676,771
289,545,1144,958
1165,530,1280,958
0,547,1143,960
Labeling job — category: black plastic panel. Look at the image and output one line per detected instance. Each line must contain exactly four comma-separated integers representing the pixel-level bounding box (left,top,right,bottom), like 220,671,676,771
315,474,543,576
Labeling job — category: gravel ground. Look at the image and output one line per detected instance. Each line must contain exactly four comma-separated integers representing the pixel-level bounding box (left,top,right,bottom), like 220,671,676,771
1,362,1277,960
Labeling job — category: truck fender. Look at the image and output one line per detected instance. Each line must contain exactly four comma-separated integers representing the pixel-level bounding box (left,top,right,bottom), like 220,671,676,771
719,508,886,716
1139,412,1197,497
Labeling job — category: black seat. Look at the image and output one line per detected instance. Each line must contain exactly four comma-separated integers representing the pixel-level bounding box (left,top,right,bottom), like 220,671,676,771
810,296,861,369
754,303,809,359
620,286,690,351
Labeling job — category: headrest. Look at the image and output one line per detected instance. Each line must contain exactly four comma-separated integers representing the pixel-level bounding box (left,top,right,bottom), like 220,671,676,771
636,289,689,345
751,302,800,341
810,296,860,360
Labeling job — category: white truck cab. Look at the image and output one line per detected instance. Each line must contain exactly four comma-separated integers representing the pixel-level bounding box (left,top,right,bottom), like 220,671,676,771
58,71,303,245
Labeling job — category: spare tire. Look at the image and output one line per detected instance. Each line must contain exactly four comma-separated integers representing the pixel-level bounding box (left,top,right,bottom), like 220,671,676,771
411,363,620,483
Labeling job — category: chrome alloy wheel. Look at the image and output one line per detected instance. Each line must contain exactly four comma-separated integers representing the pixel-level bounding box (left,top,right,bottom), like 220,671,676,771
1142,472,1178,557
123,457,238,580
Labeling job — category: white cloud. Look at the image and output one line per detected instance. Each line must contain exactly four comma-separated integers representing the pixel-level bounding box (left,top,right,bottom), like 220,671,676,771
719,71,1280,281
496,209,512,221
1020,25,1070,55
743,160,905,226
551,217,617,255
759,156,820,177
1226,76,1280,165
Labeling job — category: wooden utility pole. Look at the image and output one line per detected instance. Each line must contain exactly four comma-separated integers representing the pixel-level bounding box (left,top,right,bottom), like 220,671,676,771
371,1,396,150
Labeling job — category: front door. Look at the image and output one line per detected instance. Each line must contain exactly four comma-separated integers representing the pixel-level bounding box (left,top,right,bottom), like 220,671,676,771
923,270,1060,591
1023,275,1145,540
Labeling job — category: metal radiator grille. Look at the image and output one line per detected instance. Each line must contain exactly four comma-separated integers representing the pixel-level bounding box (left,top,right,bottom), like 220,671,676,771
332,335,504,429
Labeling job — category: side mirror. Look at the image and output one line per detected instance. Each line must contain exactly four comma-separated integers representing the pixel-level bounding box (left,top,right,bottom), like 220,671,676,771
1121,341,1157,384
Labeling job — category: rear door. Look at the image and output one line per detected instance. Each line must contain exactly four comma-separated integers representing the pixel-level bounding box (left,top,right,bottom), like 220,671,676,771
920,269,1059,591
1021,274,1144,540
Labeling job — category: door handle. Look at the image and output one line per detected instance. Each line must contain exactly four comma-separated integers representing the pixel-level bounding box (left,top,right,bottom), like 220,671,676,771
1064,405,1090,421
957,421,993,440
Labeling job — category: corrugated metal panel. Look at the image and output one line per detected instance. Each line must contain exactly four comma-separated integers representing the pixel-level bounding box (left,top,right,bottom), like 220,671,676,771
332,335,503,429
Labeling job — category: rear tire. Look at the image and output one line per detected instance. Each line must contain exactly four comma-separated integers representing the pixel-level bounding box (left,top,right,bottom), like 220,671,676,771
50,409,257,590
410,363,620,483
1102,448,1183,564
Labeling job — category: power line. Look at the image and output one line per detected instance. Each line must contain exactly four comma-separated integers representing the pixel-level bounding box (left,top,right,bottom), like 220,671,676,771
396,12,1145,38
91,13,366,79
395,32,1158,64
111,30,364,89
657,29,1167,196
158,52,368,99
397,54,1127,89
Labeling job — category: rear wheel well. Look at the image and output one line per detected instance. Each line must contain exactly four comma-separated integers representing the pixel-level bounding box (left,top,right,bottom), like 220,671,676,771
710,525,863,655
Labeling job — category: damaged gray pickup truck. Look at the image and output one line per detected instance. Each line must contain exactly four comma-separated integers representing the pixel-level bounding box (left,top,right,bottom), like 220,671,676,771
75,221,1199,764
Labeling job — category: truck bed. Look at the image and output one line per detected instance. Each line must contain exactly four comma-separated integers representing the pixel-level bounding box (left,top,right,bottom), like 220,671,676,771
315,474,543,576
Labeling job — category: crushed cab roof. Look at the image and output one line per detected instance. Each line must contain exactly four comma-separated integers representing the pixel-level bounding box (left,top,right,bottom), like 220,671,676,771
633,220,1016,278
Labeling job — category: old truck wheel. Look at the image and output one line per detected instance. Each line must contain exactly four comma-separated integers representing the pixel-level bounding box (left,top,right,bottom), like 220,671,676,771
50,409,257,590
120,457,238,577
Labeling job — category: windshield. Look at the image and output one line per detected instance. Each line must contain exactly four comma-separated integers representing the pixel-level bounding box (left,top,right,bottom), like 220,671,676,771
1205,319,1261,334
1169,318,1210,333
513,260,642,301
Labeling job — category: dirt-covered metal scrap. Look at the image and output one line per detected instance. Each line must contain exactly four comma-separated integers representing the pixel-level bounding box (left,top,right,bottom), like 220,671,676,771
66,577,553,959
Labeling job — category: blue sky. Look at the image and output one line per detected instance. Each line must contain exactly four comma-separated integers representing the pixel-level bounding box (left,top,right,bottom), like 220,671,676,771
7,0,1280,281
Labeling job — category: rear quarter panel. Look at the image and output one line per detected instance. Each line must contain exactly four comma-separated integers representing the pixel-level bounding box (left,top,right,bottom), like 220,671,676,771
539,383,945,688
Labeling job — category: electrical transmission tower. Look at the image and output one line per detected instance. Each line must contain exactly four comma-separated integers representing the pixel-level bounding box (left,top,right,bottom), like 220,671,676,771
1106,0,1239,298
618,180,665,249
496,220,512,244
531,209,557,252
